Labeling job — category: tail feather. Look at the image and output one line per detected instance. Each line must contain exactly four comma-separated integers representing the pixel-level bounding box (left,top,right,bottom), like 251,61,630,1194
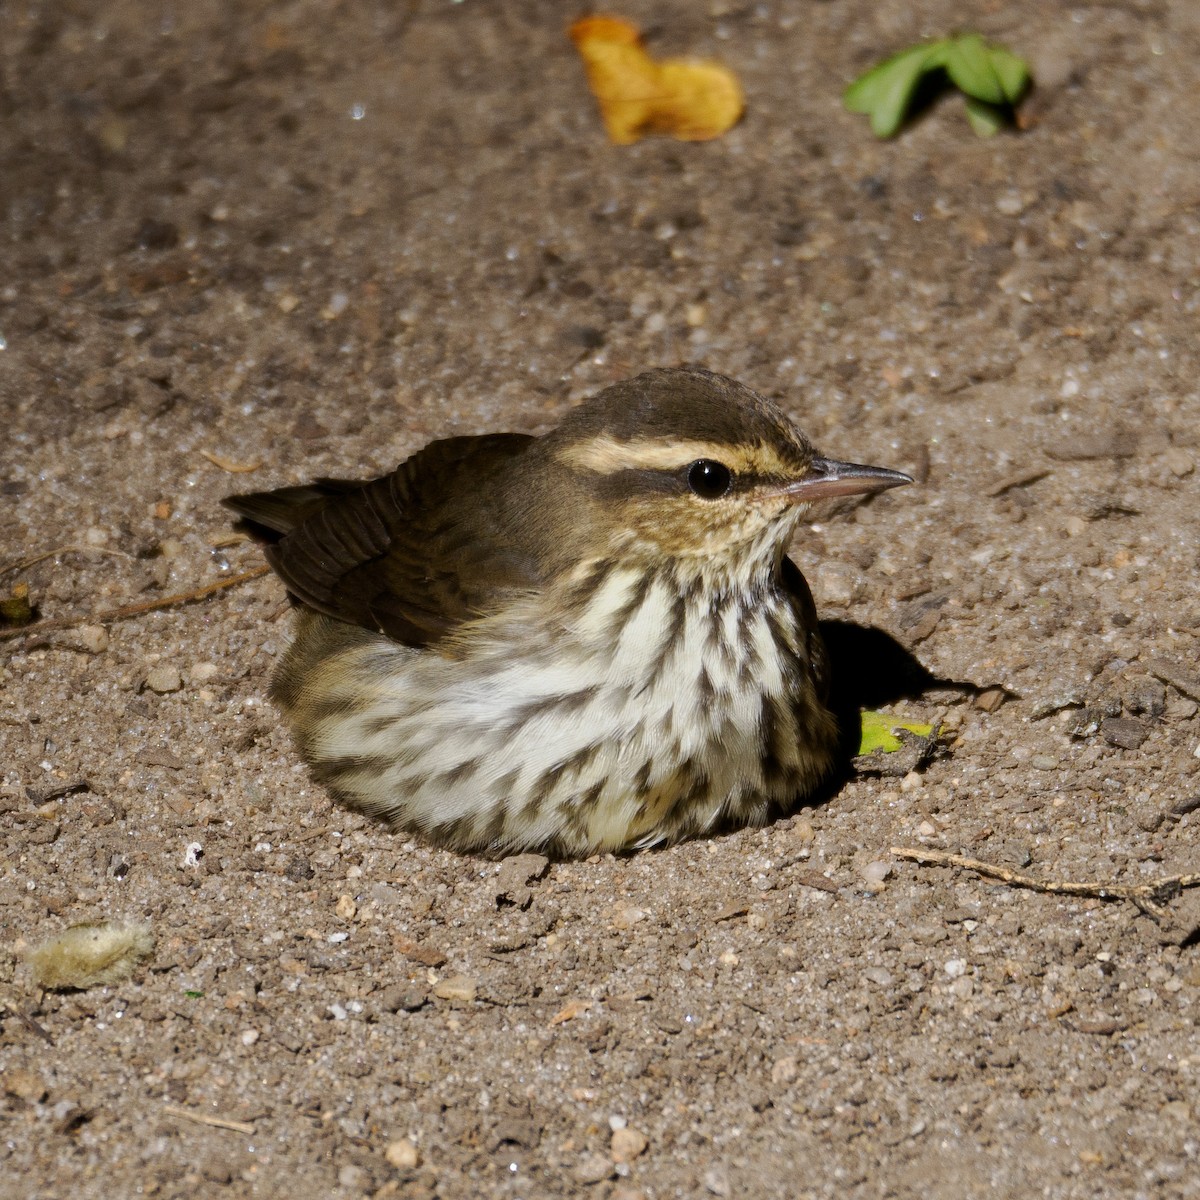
221,479,364,541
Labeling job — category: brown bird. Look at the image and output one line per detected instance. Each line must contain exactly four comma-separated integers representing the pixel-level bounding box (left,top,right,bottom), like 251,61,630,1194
224,367,911,858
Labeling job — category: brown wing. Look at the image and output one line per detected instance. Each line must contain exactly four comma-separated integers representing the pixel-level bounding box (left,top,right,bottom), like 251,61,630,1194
223,433,540,647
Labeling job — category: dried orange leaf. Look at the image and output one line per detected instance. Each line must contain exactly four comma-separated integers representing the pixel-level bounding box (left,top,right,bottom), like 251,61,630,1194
569,15,744,145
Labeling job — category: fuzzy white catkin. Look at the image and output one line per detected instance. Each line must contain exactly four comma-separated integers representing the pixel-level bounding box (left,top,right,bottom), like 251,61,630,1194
27,921,155,990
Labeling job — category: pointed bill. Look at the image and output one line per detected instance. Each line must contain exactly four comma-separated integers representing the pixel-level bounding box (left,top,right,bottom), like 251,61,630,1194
775,457,914,502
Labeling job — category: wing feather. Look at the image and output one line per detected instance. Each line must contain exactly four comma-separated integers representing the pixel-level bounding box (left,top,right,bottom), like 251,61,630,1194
223,433,539,646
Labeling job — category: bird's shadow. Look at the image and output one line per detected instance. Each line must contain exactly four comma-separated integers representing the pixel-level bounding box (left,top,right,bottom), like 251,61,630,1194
812,618,986,802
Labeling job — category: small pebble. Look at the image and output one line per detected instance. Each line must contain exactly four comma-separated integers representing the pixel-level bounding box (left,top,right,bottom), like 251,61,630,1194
335,895,357,920
704,1167,732,1197
995,191,1026,216
1030,754,1059,771
770,1056,798,1085
944,959,967,979
950,977,975,1000
815,562,859,606
337,1164,368,1192
610,1126,648,1163
3,1068,47,1102
240,1028,259,1046
1100,717,1148,751
861,861,891,885
433,975,478,1003
201,1157,234,1184
575,1152,614,1184
1163,448,1194,478
384,1138,420,1169
145,665,182,694
189,661,219,682
74,626,109,654
611,906,646,930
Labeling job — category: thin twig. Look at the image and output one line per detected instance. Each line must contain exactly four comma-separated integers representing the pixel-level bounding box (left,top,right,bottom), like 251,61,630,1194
0,545,136,578
891,846,1200,920
0,566,271,643
162,1104,256,1134
199,449,263,473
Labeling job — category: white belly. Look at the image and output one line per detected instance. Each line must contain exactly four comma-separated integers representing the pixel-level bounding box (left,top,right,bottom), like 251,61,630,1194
274,567,834,855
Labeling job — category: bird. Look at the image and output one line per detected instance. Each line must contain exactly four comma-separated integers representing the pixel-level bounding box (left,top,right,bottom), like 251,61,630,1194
223,366,911,858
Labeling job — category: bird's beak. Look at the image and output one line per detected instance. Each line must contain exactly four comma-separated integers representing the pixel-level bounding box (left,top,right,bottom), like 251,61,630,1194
774,457,914,502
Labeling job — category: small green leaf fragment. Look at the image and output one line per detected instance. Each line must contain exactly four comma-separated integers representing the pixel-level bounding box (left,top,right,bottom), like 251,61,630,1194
184,990,205,999
964,97,1006,137
858,710,936,756
943,33,1007,105
843,43,939,138
988,46,1032,104
845,33,1030,139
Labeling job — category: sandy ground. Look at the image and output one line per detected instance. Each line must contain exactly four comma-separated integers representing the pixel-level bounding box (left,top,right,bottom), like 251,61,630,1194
2,2,1199,1197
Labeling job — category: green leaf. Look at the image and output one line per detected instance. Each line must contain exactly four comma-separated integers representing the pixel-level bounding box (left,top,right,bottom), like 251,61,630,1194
858,710,936,756
183,990,205,999
843,43,940,138
964,97,1007,137
845,33,1030,139
943,34,1007,105
988,46,1032,104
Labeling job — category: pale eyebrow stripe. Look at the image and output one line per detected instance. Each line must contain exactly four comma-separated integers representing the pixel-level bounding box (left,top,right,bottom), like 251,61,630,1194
557,434,788,477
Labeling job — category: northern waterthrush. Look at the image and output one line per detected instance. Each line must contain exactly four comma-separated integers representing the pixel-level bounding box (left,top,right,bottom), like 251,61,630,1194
224,367,911,857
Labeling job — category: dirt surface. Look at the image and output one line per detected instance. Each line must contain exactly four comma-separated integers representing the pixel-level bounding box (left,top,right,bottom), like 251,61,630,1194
3,2,1199,1197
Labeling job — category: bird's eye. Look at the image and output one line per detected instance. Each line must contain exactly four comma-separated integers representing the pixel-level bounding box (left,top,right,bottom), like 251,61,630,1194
686,459,733,499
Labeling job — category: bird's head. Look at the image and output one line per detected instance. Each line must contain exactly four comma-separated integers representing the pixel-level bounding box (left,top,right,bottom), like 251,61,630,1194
533,367,911,579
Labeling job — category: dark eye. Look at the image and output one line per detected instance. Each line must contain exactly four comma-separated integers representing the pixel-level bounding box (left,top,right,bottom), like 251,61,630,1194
686,459,733,499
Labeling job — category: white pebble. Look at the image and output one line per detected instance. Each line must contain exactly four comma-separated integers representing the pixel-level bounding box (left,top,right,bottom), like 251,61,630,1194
861,861,891,884
145,665,182,694
384,1139,420,1169
75,626,109,654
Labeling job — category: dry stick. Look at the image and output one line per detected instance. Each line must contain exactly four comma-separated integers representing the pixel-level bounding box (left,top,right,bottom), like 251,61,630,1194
161,1105,256,1135
0,565,271,643
0,545,136,578
892,846,1200,920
